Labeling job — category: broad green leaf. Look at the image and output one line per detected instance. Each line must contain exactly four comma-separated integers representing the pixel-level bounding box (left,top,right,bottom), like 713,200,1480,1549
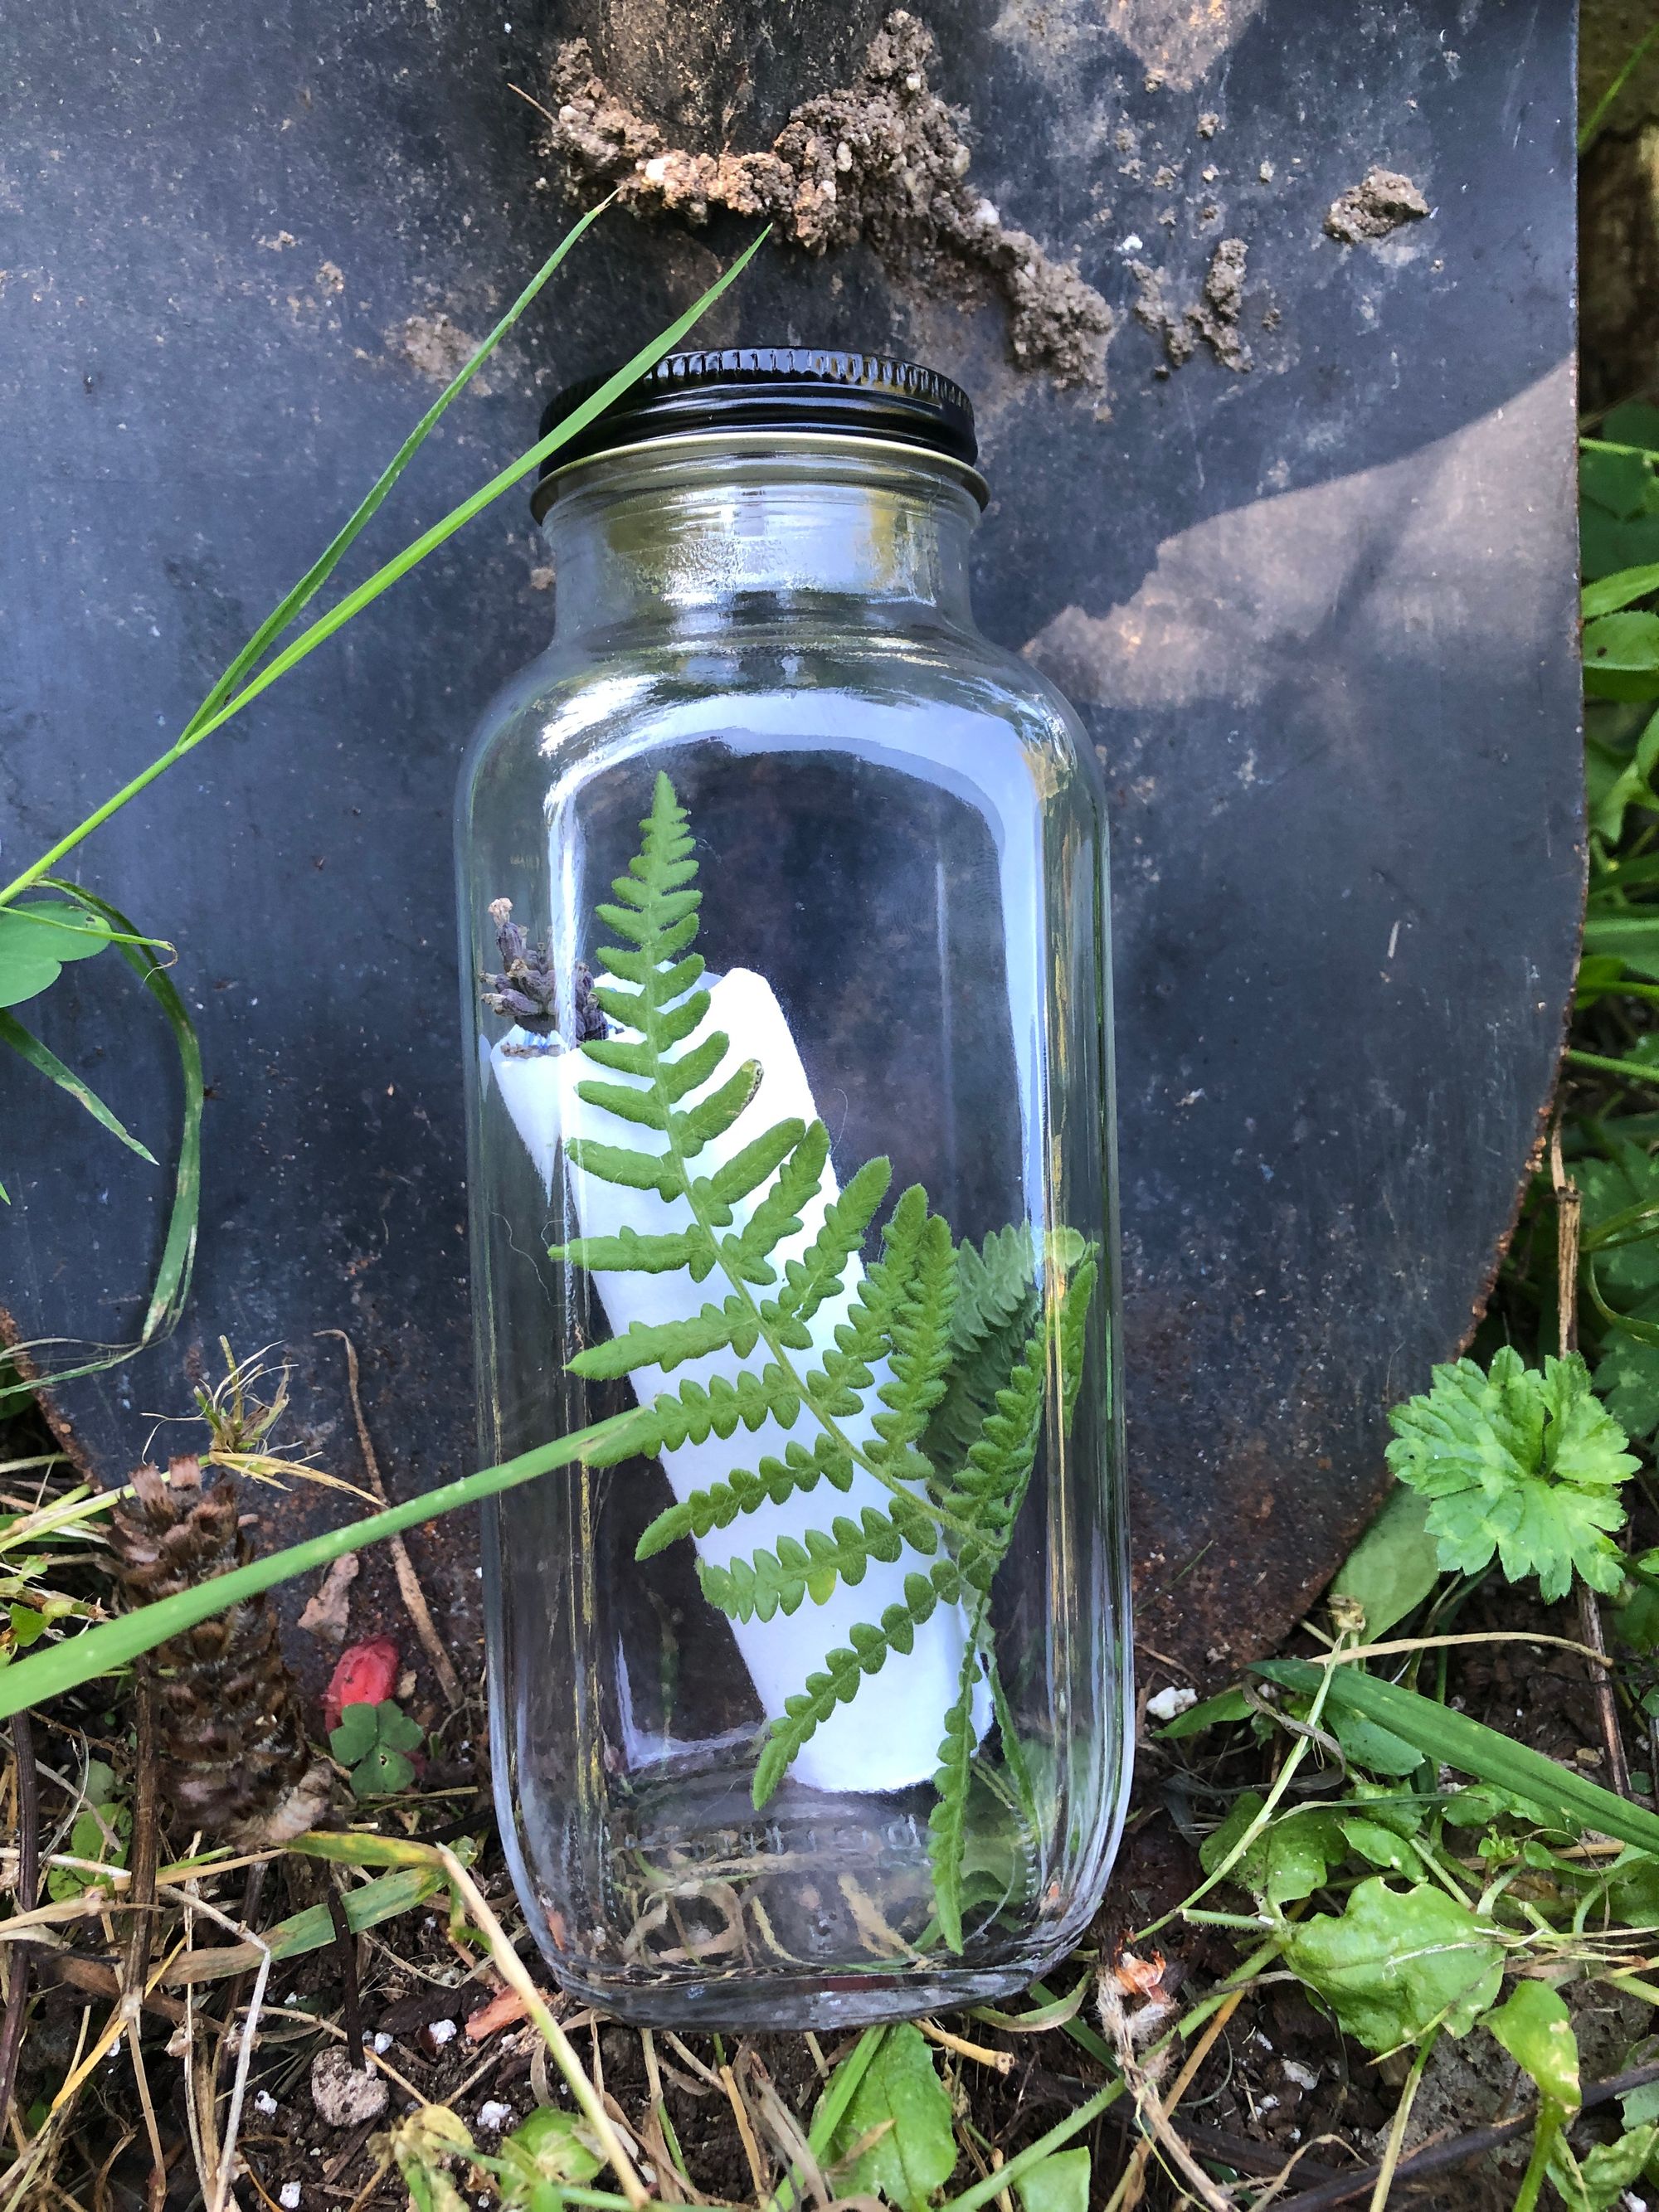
1254,1658,1659,1856
497,2108,605,2200
1483,1981,1580,2108
1282,1877,1503,2052
820,2023,956,2212
1013,2148,1090,2212
1585,563,1659,617
1549,2125,1659,2212
1384,1347,1637,1601
1586,611,1659,701
1339,1814,1424,1874
1584,443,1657,522
1326,1703,1428,1777
1327,1481,1443,1638
1158,1685,1252,1738
1199,1793,1344,1906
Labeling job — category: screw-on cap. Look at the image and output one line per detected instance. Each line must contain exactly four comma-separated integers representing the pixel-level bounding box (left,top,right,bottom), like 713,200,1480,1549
533,347,979,509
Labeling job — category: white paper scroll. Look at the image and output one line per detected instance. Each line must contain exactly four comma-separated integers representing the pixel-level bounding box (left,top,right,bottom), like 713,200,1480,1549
489,969,984,1795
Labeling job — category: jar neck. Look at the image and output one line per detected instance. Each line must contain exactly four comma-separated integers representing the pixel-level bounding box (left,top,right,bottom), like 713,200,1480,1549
536,436,983,642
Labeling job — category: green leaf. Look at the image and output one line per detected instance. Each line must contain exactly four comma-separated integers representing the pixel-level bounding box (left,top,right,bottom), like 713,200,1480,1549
330,1703,381,1765
0,1011,158,1163
820,2023,956,2212
1327,1482,1443,1637
1013,2149,1090,2212
1253,1658,1659,1856
1482,1981,1580,2108
1158,1686,1252,1738
350,1743,416,1798
1326,1702,1428,1777
1282,1877,1503,2053
1549,2125,1659,2212
497,2109,605,2200
374,1699,425,1753
1384,1347,1637,1600
0,883,203,1411
1586,611,1659,700
1585,563,1659,617
1199,1793,1345,1906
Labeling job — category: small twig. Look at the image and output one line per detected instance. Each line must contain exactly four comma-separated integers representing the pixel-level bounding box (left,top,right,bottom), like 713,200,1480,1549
320,1332,463,1706
326,1884,366,2064
917,2020,1013,2075
0,1714,41,2131
1272,2054,1659,2210
124,1659,168,2210
719,2060,771,2203
1101,1985,1245,2212
1368,2030,1434,2212
433,1845,648,2206
1553,1122,1634,1797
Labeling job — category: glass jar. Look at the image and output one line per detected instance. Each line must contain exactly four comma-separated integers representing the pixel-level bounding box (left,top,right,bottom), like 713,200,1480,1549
455,349,1131,2029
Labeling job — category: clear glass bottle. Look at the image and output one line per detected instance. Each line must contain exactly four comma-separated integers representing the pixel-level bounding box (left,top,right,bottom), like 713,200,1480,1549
456,350,1131,2029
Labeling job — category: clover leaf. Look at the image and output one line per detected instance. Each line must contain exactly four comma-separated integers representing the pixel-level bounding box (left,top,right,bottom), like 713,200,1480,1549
329,1699,425,1799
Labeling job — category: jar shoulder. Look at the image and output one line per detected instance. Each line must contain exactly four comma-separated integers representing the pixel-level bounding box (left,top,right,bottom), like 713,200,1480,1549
459,624,1099,807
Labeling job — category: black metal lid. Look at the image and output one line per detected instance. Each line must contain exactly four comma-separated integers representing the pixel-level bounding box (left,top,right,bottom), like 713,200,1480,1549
534,348,978,503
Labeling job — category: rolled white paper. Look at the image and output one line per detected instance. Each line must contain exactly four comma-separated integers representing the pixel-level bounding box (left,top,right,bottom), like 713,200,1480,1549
489,970,986,1795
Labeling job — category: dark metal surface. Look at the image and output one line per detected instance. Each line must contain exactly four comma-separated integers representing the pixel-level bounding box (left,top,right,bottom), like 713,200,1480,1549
0,0,1580,1680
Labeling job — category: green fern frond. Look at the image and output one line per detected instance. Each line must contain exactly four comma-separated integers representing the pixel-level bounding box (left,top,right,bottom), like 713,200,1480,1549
566,1294,760,1381
635,1433,857,1558
698,1503,932,1622
868,1190,958,1480
923,1227,1039,1476
752,1563,971,1806
544,771,1104,1895
927,1628,985,1952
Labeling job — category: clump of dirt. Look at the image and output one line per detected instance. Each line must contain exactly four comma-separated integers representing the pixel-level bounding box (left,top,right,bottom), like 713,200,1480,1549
1131,236,1252,370
1325,165,1430,244
538,11,1113,388
397,312,488,387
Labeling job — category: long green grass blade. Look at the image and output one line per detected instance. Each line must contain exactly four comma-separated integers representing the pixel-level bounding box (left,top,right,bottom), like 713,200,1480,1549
182,196,615,741
1254,1658,1659,1851
0,1407,652,1717
0,221,769,907
0,883,202,1407
0,1013,156,1163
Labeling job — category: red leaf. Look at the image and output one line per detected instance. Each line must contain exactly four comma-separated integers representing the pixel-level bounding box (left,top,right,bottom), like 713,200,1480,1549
323,1636,401,1733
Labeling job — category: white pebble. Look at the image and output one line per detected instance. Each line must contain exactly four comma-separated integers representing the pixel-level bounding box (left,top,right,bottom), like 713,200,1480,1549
280,2187,302,2210
475,2101,513,2132
373,2032,393,2054
1258,2093,1279,2112
428,2018,458,2047
974,198,1000,229
1282,2060,1318,2090
1146,1685,1197,1721
1119,233,1144,253
255,2090,280,2116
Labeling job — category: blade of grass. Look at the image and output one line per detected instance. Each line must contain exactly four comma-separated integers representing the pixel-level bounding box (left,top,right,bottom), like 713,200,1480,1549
0,1014,157,1164
0,1405,654,1716
0,220,768,908
0,885,202,1407
1580,17,1659,153
768,2025,885,2212
1254,1658,1659,1852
